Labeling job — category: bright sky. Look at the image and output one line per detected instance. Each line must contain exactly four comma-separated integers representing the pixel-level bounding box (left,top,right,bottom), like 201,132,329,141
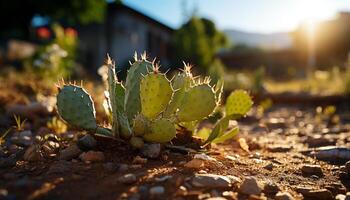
123,0,350,33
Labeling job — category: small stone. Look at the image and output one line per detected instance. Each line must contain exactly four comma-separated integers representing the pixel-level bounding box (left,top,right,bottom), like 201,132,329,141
59,144,82,160
149,186,165,196
346,192,350,200
77,134,97,151
301,164,323,176
79,151,105,162
304,189,333,200
141,143,161,158
42,141,59,155
267,145,292,152
184,159,205,169
275,192,294,200
11,130,33,146
192,174,232,188
118,173,137,184
47,161,70,174
305,135,335,148
103,162,118,172
345,161,350,174
155,175,172,182
0,155,16,168
263,181,280,195
0,189,8,197
23,145,43,162
264,163,274,171
336,194,346,200
132,156,147,164
206,197,227,200
239,177,262,195
118,164,129,172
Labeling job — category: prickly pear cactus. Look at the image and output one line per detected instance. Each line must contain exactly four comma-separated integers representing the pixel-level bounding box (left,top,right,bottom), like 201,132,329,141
57,85,97,130
140,71,173,119
143,118,176,143
177,84,217,122
225,90,253,116
132,114,148,136
163,72,193,118
124,55,152,122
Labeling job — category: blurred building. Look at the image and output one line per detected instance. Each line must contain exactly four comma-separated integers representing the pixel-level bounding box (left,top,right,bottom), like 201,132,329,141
78,4,174,72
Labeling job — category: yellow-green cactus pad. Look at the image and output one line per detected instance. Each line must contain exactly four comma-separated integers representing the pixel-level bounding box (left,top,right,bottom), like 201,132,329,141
124,60,152,122
140,73,173,119
225,90,253,116
177,84,216,122
57,85,97,131
132,114,148,136
143,118,176,143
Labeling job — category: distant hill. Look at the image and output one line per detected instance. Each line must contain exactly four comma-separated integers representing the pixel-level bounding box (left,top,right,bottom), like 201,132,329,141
224,29,293,50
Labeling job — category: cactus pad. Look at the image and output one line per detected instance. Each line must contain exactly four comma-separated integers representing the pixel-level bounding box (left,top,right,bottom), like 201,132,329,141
140,73,173,119
177,84,216,122
132,114,148,136
143,118,176,143
225,90,253,116
57,85,97,131
124,59,152,122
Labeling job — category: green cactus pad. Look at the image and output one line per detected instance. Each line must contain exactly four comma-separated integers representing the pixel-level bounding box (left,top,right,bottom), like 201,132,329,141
124,60,153,122
143,118,176,143
132,114,148,136
140,73,173,119
163,73,192,118
225,90,253,116
177,84,216,122
57,85,97,131
118,113,132,139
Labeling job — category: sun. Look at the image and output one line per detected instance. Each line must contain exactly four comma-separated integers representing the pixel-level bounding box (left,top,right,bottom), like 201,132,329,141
293,0,332,23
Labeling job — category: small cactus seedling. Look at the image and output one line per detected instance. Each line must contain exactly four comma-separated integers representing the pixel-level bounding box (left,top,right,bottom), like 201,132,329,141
56,53,253,149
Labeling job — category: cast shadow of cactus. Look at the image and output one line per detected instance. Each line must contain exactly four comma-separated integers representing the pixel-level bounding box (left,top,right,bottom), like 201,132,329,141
56,53,253,148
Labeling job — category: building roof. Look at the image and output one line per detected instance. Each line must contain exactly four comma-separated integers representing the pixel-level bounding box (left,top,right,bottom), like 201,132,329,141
108,3,174,33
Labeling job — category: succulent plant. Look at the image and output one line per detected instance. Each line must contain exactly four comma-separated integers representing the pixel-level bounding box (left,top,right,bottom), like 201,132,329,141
56,53,253,148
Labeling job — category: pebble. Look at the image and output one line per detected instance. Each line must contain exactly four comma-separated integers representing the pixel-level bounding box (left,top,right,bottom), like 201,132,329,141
132,156,147,164
141,143,161,158
275,192,294,200
118,173,137,184
263,181,280,195
118,164,129,172
301,164,323,176
47,161,70,174
79,151,105,162
23,145,43,162
336,194,346,200
184,159,205,169
77,134,97,150
42,141,59,155
103,162,118,172
11,130,33,146
305,135,335,148
267,145,292,152
345,161,350,174
59,144,82,160
149,186,165,196
238,177,262,195
264,163,274,171
0,155,16,168
155,175,172,182
191,174,232,188
303,189,333,200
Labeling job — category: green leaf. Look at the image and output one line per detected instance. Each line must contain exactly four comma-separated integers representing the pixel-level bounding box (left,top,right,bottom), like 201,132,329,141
212,127,239,143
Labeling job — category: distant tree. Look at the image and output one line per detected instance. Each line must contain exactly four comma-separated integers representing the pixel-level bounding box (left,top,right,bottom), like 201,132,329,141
0,0,110,39
172,17,229,73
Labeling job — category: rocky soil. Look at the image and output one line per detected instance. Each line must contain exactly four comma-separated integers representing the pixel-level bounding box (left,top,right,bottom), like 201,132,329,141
1,104,350,200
